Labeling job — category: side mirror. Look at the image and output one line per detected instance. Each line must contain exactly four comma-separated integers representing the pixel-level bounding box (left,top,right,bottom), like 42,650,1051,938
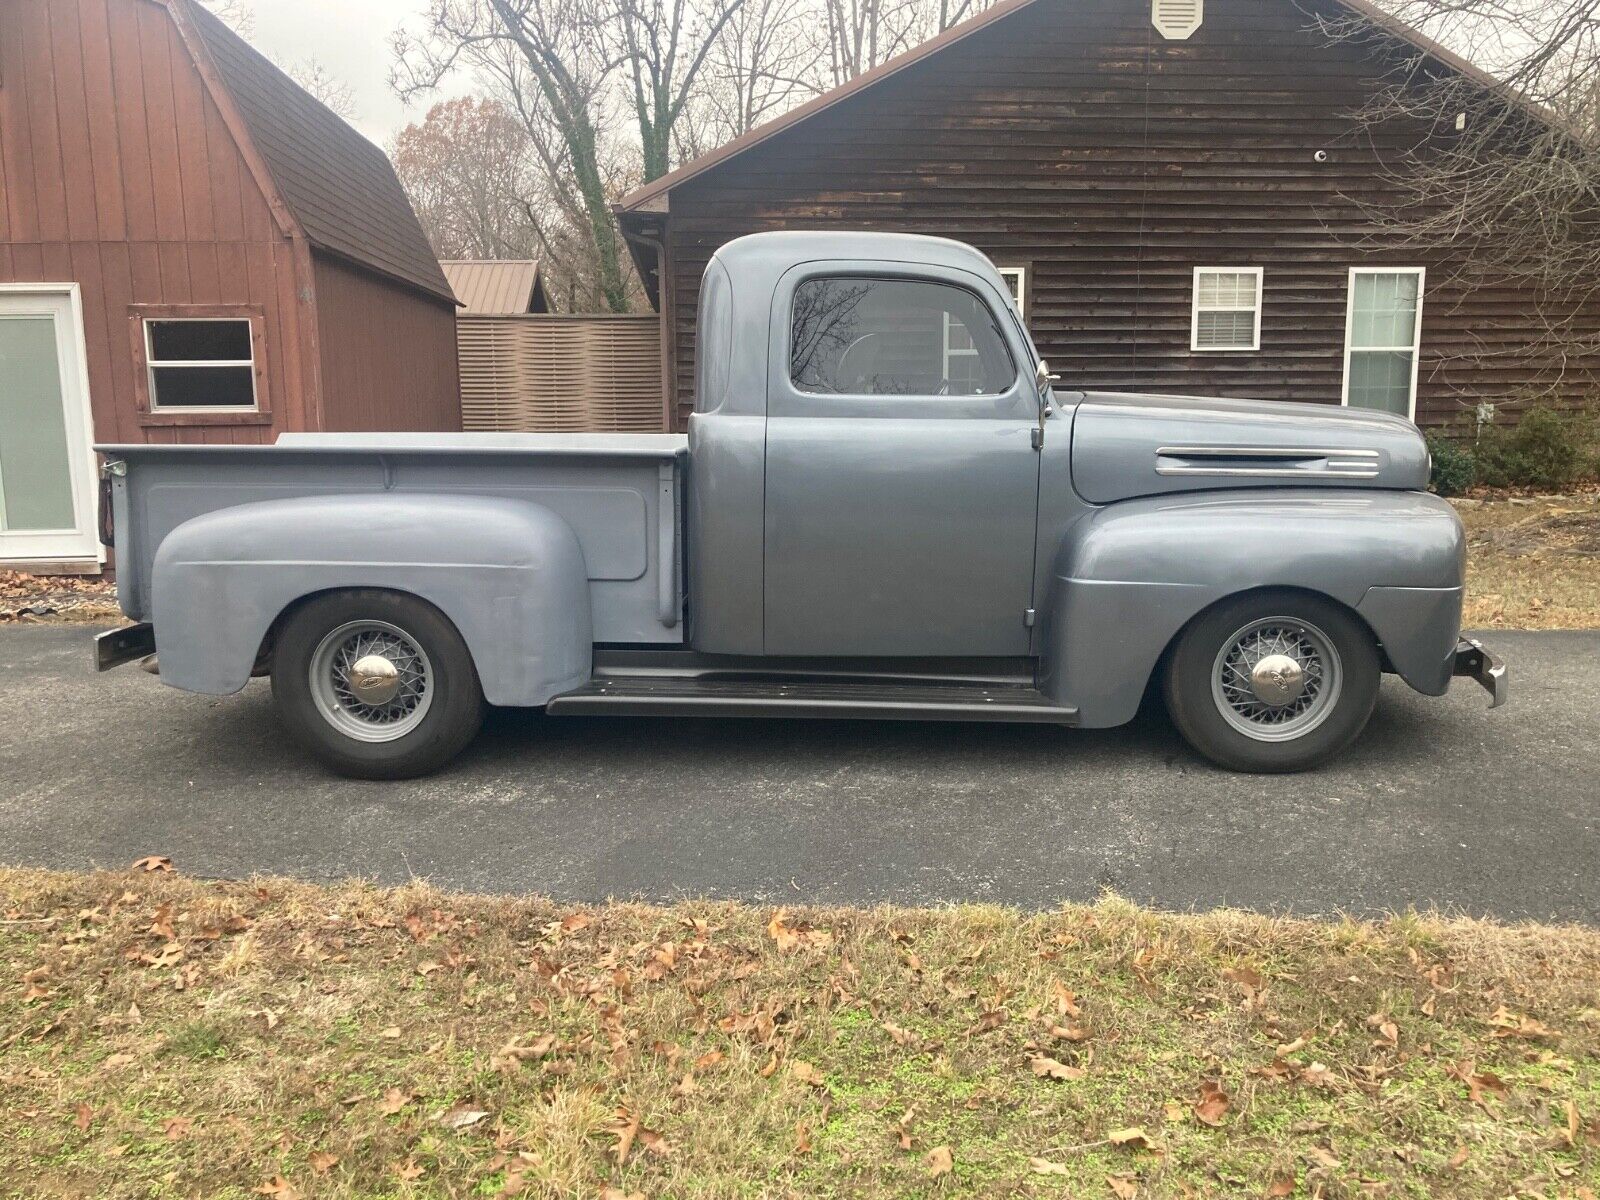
1035,359,1062,393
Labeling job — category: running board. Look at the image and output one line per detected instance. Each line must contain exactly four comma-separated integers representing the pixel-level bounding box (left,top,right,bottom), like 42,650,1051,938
546,677,1078,724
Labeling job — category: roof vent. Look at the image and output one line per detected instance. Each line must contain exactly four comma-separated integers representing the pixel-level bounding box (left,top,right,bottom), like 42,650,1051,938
1153,0,1203,40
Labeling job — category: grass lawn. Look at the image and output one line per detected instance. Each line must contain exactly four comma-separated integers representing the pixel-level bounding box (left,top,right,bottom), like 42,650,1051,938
1457,492,1600,629
2,867,1597,1198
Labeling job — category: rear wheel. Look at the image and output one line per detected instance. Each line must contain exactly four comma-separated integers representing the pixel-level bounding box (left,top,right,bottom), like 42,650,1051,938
271,590,484,779
1163,590,1379,773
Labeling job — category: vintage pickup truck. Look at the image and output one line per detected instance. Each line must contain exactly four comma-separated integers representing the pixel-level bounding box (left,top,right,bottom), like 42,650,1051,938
96,231,1505,779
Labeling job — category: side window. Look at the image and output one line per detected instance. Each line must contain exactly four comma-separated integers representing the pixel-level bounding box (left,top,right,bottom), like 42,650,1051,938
789,276,1015,397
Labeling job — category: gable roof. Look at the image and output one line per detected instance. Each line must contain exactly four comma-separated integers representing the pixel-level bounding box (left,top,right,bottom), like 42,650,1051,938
175,0,455,304
617,0,1554,214
441,260,550,313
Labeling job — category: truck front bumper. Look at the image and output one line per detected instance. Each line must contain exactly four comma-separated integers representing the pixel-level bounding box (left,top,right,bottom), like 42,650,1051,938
94,622,154,672
1453,636,1508,708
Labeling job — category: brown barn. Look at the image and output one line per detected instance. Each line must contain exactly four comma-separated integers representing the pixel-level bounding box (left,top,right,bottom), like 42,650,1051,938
618,0,1600,434
0,0,459,571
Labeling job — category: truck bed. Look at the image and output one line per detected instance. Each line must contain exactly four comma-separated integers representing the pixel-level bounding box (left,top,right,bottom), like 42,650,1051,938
100,433,688,645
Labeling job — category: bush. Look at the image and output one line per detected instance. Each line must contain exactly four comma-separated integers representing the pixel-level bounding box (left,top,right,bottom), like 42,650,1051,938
1427,434,1477,496
1473,405,1596,491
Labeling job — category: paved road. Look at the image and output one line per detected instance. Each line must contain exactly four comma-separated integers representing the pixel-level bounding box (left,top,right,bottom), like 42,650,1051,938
0,626,1594,921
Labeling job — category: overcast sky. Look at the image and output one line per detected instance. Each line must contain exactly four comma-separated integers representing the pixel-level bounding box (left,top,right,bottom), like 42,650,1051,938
231,0,462,148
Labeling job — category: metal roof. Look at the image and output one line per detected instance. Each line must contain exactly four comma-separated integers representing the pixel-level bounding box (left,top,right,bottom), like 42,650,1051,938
441,260,549,313
179,0,456,305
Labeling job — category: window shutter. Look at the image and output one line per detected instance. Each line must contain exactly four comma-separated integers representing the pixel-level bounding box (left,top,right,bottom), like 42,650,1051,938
1152,0,1203,40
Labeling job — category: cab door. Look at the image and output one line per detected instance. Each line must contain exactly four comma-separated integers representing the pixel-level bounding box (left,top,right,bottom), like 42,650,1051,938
763,265,1041,657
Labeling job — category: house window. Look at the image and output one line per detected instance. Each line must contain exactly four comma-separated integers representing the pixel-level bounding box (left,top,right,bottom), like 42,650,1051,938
1191,268,1262,352
1343,268,1425,418
790,276,1014,397
997,267,1027,319
143,318,258,410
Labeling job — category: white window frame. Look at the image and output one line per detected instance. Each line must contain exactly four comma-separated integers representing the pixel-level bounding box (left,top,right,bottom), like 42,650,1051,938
941,310,980,385
143,317,259,413
1190,267,1262,352
997,267,1026,319
1340,266,1425,421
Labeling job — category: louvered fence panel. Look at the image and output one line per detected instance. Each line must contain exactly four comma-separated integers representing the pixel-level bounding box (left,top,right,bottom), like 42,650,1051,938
457,315,665,432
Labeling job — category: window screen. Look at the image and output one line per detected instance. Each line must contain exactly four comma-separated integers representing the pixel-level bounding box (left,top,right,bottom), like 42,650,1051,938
789,277,1015,396
1192,268,1262,351
1344,270,1423,417
145,319,257,410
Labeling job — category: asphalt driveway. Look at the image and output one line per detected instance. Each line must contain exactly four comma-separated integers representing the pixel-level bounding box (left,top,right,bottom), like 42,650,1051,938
0,625,1594,921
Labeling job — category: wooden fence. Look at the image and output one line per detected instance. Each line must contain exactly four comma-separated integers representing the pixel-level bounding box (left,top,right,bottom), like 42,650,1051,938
456,314,666,432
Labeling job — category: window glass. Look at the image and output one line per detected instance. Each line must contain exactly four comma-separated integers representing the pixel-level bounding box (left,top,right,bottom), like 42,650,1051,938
789,277,1015,396
145,319,256,410
1192,268,1261,351
997,267,1026,318
1345,270,1423,416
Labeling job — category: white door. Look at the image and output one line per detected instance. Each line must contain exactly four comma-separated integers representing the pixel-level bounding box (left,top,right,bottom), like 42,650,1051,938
0,289,99,563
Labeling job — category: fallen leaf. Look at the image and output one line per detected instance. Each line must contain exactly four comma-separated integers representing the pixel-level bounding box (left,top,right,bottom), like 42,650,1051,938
380,1026,401,1040
924,1144,954,1178
883,1021,915,1045
441,1107,489,1130
1447,1145,1469,1170
160,1116,191,1140
73,1103,93,1132
394,1158,424,1181
790,1060,826,1087
693,1049,724,1071
1193,1079,1231,1127
794,1121,812,1154
1560,1099,1581,1148
1107,1174,1139,1199
1487,1007,1559,1041
1030,1156,1069,1175
308,1150,339,1175
1267,1171,1296,1196
1050,979,1082,1017
252,1179,299,1199
378,1087,412,1115
1107,1127,1157,1151
131,855,173,873
1305,1146,1341,1170
966,1009,1007,1035
1029,1054,1086,1081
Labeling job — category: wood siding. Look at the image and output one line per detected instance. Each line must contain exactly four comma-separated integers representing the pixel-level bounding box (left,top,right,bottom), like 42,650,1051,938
457,315,665,432
0,0,310,445
658,0,1600,430
312,253,461,433
0,0,460,452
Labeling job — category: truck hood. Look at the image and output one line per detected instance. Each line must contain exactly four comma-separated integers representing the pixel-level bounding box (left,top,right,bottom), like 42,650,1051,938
1067,390,1430,505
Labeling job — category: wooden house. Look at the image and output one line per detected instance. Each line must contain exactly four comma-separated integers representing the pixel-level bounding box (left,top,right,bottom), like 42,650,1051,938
617,0,1600,433
0,0,459,571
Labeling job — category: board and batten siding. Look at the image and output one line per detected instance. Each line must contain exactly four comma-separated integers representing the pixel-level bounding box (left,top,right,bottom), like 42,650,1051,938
659,0,1600,430
457,315,665,432
0,0,316,446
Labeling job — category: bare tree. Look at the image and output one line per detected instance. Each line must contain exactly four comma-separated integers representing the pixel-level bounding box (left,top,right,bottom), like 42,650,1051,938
608,0,751,180
396,0,638,313
393,97,540,257
199,2,359,122
676,0,827,155
1320,0,1600,400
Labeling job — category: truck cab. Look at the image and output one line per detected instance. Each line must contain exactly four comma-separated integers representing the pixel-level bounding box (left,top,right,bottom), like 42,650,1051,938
96,231,1505,780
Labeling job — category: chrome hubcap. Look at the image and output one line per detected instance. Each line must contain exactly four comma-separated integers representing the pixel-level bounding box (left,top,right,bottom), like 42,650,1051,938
1211,617,1342,743
309,621,433,743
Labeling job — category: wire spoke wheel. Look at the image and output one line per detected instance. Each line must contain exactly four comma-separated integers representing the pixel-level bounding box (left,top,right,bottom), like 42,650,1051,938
1209,616,1343,743
309,620,434,743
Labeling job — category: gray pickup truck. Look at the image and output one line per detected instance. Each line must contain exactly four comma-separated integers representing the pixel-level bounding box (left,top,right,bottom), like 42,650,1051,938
96,231,1504,779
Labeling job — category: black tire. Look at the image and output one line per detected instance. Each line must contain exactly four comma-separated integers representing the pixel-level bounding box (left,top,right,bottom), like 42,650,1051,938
271,590,484,780
1163,590,1380,773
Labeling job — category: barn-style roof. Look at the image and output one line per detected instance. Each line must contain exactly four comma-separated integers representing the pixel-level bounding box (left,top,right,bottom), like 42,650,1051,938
174,0,455,305
441,260,551,313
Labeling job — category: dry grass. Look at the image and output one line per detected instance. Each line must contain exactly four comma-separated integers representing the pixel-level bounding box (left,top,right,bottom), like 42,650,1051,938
1458,491,1600,629
2,867,1597,1199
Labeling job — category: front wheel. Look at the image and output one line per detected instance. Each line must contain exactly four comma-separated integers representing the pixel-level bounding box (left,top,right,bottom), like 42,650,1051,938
271,590,484,779
1163,591,1380,773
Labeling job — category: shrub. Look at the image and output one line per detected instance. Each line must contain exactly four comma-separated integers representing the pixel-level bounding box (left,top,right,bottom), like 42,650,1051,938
1427,434,1477,496
1473,405,1596,491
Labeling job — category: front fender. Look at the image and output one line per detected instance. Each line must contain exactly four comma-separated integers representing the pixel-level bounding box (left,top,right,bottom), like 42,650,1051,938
1039,489,1465,726
151,493,592,706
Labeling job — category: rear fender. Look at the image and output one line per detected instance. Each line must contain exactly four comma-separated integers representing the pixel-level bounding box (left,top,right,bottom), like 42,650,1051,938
151,493,592,705
1039,490,1466,727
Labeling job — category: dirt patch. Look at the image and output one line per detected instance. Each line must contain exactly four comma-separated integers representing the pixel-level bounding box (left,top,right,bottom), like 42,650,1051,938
0,569,122,624
1456,492,1600,628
